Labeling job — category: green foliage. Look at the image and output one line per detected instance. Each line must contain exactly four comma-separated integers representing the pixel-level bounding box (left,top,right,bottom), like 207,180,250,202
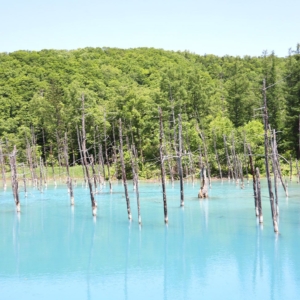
0,45,299,177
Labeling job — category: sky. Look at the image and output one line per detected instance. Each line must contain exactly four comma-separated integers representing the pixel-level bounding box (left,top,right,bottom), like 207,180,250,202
0,0,299,57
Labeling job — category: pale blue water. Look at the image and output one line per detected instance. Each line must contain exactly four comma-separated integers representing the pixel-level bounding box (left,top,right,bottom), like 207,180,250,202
1,179,300,300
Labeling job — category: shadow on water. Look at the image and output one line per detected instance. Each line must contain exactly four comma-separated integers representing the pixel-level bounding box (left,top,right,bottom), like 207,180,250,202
86,217,96,300
271,232,279,300
252,219,263,294
13,212,21,276
164,224,168,300
199,198,209,230
180,207,186,300
124,221,131,300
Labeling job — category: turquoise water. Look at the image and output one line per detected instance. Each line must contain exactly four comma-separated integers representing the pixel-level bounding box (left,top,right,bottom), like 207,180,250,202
1,179,300,300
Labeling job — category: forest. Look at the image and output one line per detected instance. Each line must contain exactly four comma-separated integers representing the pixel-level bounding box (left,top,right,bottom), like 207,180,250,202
0,45,300,180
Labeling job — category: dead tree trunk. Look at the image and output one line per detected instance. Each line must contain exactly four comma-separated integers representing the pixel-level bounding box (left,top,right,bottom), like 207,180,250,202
299,114,300,159
126,135,136,190
119,118,132,220
237,155,244,189
90,154,98,192
81,94,97,216
270,130,288,197
0,142,6,189
290,155,292,182
248,144,258,216
96,144,103,185
296,159,300,183
76,126,87,185
223,135,233,180
213,130,222,181
269,128,279,217
188,151,195,184
159,108,168,224
132,145,141,224
31,127,38,186
104,114,112,192
42,128,48,182
50,142,56,186
196,125,211,187
99,144,106,185
256,167,263,223
112,122,119,179
231,133,238,184
185,124,195,184
25,137,34,186
22,163,27,197
39,157,43,192
178,114,184,207
198,166,209,198
9,146,20,212
243,133,249,183
63,132,74,205
166,145,174,184
202,133,211,187
263,79,278,232
198,144,203,169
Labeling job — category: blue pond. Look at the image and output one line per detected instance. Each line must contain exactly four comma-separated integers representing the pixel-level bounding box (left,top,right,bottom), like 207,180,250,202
1,179,300,300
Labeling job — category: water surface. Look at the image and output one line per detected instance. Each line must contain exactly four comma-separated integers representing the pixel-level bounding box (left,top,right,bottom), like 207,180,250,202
1,179,300,299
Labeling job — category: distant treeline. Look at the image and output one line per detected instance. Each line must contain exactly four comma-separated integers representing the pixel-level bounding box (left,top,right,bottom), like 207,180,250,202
0,45,299,175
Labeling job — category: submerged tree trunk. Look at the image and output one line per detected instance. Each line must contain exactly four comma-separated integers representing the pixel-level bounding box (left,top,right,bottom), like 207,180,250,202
39,157,43,192
25,137,34,186
126,135,136,190
99,144,106,185
213,130,222,181
243,134,249,183
119,118,132,220
198,166,209,198
196,125,211,187
159,108,168,224
89,154,98,192
42,128,48,173
63,132,74,205
296,159,300,183
112,122,119,180
9,145,20,212
0,142,6,189
22,163,27,197
178,114,184,207
50,142,56,186
270,128,279,217
263,79,278,232
256,167,263,223
77,126,87,185
248,144,258,216
104,114,112,192
132,145,141,224
230,133,238,184
223,135,233,180
290,156,293,182
81,94,97,216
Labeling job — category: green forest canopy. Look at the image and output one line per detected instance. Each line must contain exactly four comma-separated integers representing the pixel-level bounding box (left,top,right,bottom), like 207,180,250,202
0,46,300,175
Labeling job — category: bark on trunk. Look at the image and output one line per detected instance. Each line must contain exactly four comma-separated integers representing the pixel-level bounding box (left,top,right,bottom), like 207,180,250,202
159,108,168,224
178,114,184,207
81,94,97,216
256,167,263,223
198,166,209,198
9,145,20,212
248,144,258,216
0,142,6,189
119,118,132,220
263,79,278,232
